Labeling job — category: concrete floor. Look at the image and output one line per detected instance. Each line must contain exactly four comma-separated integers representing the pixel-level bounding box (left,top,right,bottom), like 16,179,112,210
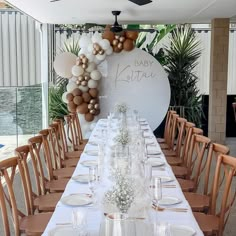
0,137,236,235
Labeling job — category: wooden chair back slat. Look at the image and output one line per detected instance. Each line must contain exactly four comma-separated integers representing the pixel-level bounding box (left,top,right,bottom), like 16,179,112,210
15,145,35,214
210,154,236,236
186,133,211,191
39,129,57,180
0,157,24,236
28,135,48,195
64,114,78,151
203,143,230,196
168,113,179,149
174,117,187,157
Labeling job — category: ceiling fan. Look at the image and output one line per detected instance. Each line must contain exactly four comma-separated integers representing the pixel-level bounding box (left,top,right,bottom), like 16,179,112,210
110,11,156,33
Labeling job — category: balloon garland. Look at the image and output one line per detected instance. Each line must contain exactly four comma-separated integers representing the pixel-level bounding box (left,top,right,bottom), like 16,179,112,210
53,26,139,122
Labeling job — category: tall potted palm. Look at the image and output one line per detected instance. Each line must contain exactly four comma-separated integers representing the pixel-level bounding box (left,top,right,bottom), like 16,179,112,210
164,25,202,126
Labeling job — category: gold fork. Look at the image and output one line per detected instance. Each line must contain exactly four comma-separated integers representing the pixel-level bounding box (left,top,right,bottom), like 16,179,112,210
152,205,188,212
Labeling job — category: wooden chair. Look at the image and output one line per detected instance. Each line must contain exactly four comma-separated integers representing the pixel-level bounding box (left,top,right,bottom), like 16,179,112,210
28,135,68,193
194,154,236,236
177,134,211,192
15,145,62,212
156,110,176,143
53,118,82,167
0,157,52,236
39,127,75,179
64,113,88,152
159,110,177,150
171,123,198,178
184,143,230,212
164,117,187,165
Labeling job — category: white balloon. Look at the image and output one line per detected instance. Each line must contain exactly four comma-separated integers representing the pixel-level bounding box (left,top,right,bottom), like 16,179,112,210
92,33,102,43
78,85,89,92
88,79,98,88
62,92,69,103
86,62,97,72
54,52,77,78
72,65,84,76
90,70,102,81
78,48,88,56
99,39,111,50
87,43,94,53
70,76,78,82
66,82,78,92
93,57,102,65
96,53,106,61
85,53,95,62
106,46,113,55
79,35,91,49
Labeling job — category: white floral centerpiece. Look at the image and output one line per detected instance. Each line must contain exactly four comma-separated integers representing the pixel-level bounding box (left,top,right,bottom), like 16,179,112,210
115,102,128,114
114,128,130,146
103,169,135,213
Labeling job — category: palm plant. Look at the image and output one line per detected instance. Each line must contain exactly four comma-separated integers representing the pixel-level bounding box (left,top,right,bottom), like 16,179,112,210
164,25,202,126
48,85,68,122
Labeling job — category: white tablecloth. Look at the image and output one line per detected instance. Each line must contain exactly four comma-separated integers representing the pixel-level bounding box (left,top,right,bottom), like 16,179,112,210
42,119,203,236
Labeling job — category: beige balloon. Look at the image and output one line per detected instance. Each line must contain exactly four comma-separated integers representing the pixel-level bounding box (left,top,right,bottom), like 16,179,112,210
72,65,84,77
54,52,77,78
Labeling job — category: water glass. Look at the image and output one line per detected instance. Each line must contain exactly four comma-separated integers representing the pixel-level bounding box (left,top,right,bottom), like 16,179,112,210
151,177,162,205
88,166,98,194
144,162,152,181
71,208,87,232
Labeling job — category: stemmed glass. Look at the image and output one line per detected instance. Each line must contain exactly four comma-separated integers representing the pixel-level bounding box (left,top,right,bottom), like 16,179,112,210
151,177,162,208
88,165,98,195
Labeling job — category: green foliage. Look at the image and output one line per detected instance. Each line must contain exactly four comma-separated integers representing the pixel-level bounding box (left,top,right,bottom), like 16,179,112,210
48,86,68,122
136,24,176,66
164,25,203,126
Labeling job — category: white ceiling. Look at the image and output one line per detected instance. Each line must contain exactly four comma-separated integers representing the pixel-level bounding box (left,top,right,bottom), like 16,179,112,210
6,0,236,25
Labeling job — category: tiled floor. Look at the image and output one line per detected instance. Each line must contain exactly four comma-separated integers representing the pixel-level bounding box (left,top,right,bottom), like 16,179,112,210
0,137,236,235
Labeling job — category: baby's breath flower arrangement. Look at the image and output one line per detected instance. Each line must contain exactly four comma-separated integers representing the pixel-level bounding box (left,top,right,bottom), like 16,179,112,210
103,169,135,213
114,128,130,146
115,103,128,114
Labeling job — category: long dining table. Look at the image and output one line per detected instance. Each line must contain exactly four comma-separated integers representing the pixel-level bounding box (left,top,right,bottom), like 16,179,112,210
42,117,204,236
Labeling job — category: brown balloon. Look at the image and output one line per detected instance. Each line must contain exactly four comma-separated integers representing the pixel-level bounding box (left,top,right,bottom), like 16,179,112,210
123,39,135,51
68,101,77,110
76,103,89,114
82,92,92,103
125,31,139,40
72,88,82,96
68,106,76,113
73,96,83,105
85,113,94,122
102,30,115,44
89,88,98,98
66,93,74,102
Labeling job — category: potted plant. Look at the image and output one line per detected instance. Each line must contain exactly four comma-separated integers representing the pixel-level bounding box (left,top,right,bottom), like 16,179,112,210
164,24,202,126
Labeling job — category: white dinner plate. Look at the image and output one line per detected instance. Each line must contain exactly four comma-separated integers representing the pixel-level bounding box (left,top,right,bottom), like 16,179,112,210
80,160,98,167
155,176,174,183
147,150,162,155
158,196,182,205
170,225,196,236
84,150,99,156
60,193,92,206
148,158,165,167
48,226,79,236
72,174,90,183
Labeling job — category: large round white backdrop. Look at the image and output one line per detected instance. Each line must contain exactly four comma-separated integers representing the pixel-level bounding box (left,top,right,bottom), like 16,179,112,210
98,48,170,131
